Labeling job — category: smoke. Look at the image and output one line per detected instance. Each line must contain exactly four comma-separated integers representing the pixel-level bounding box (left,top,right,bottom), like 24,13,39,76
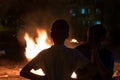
16,7,70,47
0,0,70,17
0,0,71,46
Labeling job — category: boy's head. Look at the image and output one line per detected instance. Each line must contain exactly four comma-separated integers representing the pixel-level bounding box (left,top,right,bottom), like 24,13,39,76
88,24,107,42
51,19,69,44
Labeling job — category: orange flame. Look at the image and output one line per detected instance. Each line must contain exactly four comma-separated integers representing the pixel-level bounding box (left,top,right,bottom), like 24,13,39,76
70,39,79,43
24,28,52,76
24,29,52,61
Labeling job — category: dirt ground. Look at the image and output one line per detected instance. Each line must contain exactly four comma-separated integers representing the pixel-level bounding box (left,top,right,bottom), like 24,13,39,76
0,58,28,80
0,66,27,80
0,58,120,80
0,45,120,80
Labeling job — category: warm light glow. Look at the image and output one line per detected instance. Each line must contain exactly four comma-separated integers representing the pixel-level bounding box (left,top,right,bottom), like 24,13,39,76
24,28,52,76
30,68,45,76
0,75,8,78
24,29,52,61
71,72,77,79
70,39,79,43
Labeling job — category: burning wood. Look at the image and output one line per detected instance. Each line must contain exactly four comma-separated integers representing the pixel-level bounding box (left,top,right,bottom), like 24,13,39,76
70,39,79,43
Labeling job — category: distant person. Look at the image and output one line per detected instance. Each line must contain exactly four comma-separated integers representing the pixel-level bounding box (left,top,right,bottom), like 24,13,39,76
76,24,114,80
20,19,96,80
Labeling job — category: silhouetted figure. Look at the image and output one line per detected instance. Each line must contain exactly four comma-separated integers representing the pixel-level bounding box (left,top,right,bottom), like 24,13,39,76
20,19,96,80
76,24,114,80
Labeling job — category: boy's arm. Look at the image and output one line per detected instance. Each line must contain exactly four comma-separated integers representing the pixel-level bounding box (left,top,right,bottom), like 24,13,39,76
92,48,114,80
76,51,97,80
20,64,47,80
20,52,47,80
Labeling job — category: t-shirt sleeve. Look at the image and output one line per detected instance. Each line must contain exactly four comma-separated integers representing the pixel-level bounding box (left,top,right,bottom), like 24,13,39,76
75,50,90,69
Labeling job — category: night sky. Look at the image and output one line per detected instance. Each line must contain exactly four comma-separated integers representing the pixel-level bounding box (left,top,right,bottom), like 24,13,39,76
0,0,120,46
0,0,47,15
0,0,70,17
0,0,120,61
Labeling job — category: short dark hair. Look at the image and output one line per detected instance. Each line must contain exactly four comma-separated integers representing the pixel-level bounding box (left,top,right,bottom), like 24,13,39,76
89,24,107,41
51,19,69,40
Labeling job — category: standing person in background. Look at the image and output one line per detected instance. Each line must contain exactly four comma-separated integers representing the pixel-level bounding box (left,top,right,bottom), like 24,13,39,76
76,24,114,80
20,19,96,80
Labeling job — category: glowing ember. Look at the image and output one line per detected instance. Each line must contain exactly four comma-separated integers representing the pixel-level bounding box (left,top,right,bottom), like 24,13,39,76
71,72,77,79
70,39,79,43
113,70,120,77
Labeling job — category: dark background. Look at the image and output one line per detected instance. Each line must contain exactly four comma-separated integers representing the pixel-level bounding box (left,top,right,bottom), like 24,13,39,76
0,0,120,79
0,0,120,62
